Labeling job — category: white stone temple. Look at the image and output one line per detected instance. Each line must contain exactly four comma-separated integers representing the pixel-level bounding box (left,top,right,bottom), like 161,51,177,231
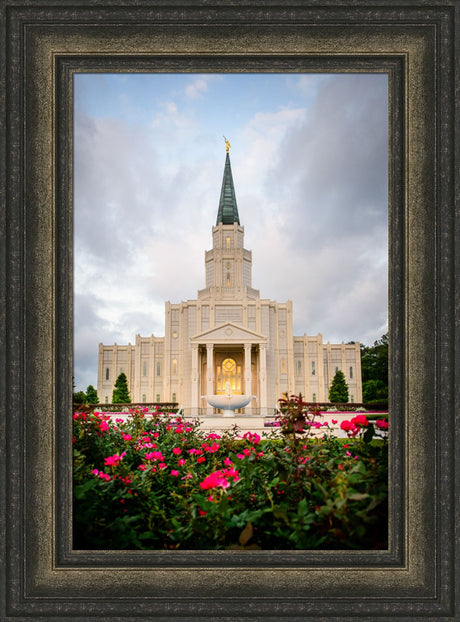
97,147,362,415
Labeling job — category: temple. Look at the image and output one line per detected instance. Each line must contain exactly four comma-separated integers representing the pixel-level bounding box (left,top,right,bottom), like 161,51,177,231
97,148,362,414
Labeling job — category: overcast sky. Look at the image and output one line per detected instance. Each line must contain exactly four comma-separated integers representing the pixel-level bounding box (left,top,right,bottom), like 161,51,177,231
73,72,388,392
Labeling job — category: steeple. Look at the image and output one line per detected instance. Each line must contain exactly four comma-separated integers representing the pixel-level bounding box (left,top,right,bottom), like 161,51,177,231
216,141,240,225
197,140,259,301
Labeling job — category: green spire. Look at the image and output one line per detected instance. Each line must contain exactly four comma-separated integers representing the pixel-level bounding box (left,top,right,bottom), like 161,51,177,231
216,152,240,225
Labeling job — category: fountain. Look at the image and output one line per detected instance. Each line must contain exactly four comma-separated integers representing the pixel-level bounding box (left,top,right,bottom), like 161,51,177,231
204,382,253,417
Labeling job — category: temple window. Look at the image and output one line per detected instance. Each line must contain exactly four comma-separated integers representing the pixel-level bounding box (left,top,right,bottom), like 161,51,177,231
143,361,147,376
172,359,177,375
156,362,161,376
349,366,353,379
311,361,315,375
105,367,109,380
281,358,286,374
226,236,231,249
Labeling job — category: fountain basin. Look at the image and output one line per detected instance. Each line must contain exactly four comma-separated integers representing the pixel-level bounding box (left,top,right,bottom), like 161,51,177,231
205,394,253,417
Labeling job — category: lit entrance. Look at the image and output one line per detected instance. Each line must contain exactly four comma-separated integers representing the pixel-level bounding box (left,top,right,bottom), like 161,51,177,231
216,357,242,394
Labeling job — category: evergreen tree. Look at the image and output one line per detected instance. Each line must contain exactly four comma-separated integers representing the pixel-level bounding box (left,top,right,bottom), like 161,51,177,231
85,385,99,404
328,370,349,403
112,372,131,404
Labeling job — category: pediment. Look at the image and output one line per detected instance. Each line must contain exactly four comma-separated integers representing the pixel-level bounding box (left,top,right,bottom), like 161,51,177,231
190,322,267,344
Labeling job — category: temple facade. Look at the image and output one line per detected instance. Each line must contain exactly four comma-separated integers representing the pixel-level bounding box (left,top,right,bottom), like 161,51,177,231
97,150,362,414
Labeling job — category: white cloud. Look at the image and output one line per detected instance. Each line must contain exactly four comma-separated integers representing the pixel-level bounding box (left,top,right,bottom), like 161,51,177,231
165,101,177,114
185,77,209,99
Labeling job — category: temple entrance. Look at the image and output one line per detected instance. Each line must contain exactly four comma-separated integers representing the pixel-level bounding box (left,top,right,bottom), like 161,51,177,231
216,357,243,394
213,350,244,394
194,334,267,413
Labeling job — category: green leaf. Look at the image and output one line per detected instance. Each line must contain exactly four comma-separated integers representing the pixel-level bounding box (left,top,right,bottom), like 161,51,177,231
297,497,309,516
74,478,97,499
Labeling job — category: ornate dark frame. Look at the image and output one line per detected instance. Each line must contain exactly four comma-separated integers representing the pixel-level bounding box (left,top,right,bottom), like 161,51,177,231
1,2,457,620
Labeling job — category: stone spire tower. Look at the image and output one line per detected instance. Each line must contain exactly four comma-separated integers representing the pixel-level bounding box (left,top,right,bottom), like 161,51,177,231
198,143,259,301
216,151,240,225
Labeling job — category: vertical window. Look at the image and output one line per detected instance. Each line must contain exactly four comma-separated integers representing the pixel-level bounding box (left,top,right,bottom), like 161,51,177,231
311,361,315,375
143,361,147,376
312,393,316,402
281,358,286,374
172,393,177,402
172,359,177,375
226,236,231,249
105,367,109,380
142,394,146,403
156,394,160,402
297,361,302,374
349,366,353,379
335,366,339,373
156,362,161,376
105,396,108,403
351,395,354,402
226,273,231,287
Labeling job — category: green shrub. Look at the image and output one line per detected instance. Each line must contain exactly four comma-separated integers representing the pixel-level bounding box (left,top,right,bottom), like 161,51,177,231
73,403,388,550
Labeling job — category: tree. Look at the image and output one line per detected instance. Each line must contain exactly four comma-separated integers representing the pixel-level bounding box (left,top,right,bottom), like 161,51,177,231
112,372,131,404
85,385,99,404
360,333,388,384
362,379,388,403
73,390,87,405
360,333,388,403
328,370,349,403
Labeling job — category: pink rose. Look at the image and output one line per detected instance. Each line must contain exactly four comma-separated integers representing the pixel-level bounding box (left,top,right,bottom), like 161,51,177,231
199,471,230,490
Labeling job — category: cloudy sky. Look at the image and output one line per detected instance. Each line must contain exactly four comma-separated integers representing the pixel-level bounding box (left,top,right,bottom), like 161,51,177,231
73,72,388,392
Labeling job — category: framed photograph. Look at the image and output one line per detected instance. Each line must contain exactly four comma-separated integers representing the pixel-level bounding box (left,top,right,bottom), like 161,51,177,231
71,71,390,553
1,1,457,619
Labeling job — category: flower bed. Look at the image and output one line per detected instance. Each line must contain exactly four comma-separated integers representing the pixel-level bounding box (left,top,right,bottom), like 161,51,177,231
73,400,388,550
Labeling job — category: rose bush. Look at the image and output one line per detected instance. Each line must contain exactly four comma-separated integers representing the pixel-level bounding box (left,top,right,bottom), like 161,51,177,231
73,401,388,550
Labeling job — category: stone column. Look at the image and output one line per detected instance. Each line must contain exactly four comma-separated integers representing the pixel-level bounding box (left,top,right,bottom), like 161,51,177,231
191,344,199,416
259,343,267,416
244,343,252,414
206,343,214,414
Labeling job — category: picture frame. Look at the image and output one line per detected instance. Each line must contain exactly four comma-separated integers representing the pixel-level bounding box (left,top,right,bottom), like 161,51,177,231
1,1,457,619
